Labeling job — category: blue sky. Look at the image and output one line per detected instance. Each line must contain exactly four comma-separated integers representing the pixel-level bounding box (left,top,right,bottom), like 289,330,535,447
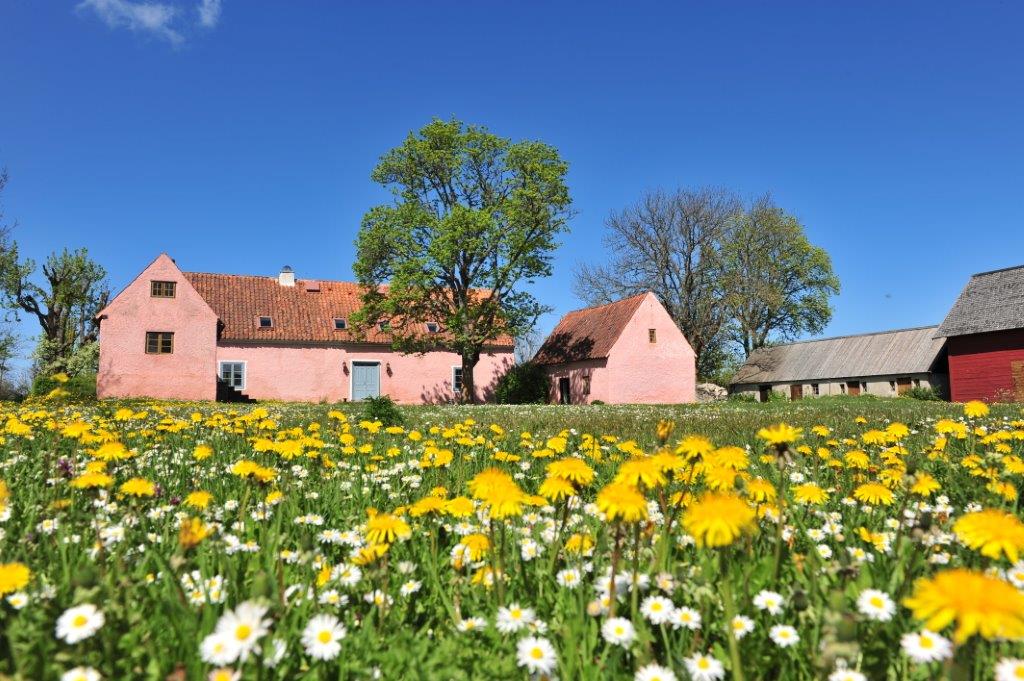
2,1,1023,370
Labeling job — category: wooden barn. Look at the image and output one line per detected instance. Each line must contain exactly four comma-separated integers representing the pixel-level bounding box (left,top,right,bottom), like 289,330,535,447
730,326,948,401
936,264,1024,402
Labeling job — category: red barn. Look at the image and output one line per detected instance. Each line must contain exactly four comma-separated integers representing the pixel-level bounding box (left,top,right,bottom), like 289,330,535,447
936,265,1024,403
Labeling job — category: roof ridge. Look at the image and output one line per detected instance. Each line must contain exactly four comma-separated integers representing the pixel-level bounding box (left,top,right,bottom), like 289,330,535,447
755,325,940,349
970,263,1024,278
184,270,360,286
563,291,649,317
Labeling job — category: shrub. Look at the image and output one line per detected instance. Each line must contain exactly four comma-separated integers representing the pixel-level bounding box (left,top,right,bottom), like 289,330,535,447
903,386,942,401
727,392,758,403
362,394,404,426
30,372,97,401
495,362,548,404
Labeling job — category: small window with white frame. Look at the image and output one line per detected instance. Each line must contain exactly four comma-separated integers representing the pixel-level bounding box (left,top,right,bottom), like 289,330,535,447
219,361,245,389
258,316,273,328
333,318,347,330
452,366,464,395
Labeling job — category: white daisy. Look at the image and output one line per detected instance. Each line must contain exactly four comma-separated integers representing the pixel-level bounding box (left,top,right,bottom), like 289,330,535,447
496,603,536,634
556,568,582,589
685,653,725,681
856,589,895,622
515,636,557,675
457,616,487,632
60,668,101,681
301,614,346,661
828,671,866,681
640,595,674,625
670,606,701,631
399,579,422,596
6,592,28,609
769,624,799,648
214,601,270,660
634,663,677,681
753,590,784,615
207,669,239,681
730,615,755,640
996,659,1024,681
601,617,636,647
900,630,952,663
56,603,105,644
200,631,241,665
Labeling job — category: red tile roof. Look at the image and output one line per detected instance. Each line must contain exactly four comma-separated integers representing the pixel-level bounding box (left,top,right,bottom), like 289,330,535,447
183,272,514,347
533,293,648,365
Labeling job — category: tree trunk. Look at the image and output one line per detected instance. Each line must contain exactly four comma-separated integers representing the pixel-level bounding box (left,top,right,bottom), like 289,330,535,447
461,350,481,404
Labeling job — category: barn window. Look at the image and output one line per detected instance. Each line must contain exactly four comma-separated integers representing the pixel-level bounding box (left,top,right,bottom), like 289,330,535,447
333,318,347,330
452,366,464,394
145,332,174,354
258,316,273,328
426,322,439,333
150,280,176,298
811,383,820,396
648,328,657,343
582,374,591,395
840,383,847,394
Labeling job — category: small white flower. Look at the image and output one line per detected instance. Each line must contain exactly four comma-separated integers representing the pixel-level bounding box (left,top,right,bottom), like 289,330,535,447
601,616,636,647
753,590,784,615
640,595,674,625
996,659,1024,681
457,616,487,632
730,615,755,640
61,668,101,681
685,653,725,681
399,579,421,596
769,624,799,648
634,662,677,681
200,632,240,666
900,630,952,663
301,614,346,661
515,636,557,675
6,592,28,609
856,589,895,622
556,568,582,589
670,606,701,631
496,603,535,634
263,639,287,668
828,671,865,681
56,603,105,644
213,601,270,660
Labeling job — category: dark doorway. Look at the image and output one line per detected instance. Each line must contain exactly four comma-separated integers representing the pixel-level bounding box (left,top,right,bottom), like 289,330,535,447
790,384,803,400
896,377,912,395
558,377,571,404
847,381,861,396
758,385,771,402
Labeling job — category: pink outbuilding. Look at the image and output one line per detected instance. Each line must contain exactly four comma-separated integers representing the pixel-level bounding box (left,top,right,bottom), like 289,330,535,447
533,292,696,404
96,254,514,403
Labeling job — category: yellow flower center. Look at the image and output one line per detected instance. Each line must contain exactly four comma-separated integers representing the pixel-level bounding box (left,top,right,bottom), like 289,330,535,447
531,647,543,659
698,659,710,670
73,615,88,627
870,597,884,608
235,624,252,641
920,636,933,649
318,630,332,643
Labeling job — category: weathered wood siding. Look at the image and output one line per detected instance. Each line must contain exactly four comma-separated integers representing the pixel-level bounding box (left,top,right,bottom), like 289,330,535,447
947,329,1024,402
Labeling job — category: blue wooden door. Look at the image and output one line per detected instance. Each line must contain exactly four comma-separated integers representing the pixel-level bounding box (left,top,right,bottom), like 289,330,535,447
352,362,380,401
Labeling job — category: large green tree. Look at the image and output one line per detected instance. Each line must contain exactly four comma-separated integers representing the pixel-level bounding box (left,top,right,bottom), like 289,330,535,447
352,118,572,402
721,197,839,355
0,246,109,375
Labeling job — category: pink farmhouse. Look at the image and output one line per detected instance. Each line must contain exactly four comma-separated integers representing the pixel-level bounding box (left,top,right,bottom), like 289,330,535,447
534,292,696,404
96,254,514,403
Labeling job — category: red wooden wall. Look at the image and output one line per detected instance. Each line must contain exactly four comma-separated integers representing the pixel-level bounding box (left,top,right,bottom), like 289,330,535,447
947,328,1024,402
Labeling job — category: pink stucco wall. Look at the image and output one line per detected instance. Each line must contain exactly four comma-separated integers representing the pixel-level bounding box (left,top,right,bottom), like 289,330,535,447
98,254,219,400
216,344,513,403
545,293,696,404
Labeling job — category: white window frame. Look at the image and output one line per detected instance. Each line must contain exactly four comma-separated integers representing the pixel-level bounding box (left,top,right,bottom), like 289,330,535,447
333,318,347,330
219,360,247,390
452,365,464,395
258,316,273,328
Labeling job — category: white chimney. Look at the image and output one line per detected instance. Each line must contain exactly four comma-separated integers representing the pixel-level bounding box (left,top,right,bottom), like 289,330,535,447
278,265,295,287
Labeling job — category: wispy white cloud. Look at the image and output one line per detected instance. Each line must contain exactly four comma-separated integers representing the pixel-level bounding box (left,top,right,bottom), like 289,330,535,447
77,0,225,44
197,0,221,28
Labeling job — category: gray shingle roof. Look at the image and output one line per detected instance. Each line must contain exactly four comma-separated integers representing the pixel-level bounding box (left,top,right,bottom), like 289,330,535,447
936,265,1024,338
730,326,946,385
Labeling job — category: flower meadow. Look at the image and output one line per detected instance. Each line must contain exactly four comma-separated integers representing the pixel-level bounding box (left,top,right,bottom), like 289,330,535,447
1,399,1024,680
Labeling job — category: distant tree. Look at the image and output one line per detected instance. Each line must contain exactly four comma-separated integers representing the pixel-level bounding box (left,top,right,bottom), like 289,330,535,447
0,247,109,375
573,187,740,378
351,118,572,402
720,197,839,355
